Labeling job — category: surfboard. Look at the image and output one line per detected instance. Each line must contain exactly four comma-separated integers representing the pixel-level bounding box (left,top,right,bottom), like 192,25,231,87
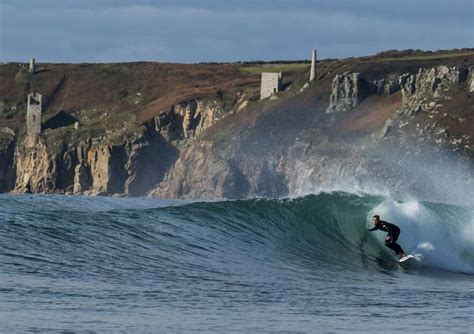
398,254,415,263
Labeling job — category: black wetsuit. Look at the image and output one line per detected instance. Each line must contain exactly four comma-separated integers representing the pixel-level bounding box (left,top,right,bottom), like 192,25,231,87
369,220,405,255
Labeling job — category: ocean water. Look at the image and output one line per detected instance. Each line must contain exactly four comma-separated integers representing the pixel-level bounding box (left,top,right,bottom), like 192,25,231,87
0,192,473,333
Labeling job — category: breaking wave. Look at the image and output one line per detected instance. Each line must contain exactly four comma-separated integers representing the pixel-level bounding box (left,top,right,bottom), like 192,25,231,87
1,192,472,276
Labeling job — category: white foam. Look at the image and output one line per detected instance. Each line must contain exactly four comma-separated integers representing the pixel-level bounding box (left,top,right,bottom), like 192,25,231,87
416,242,434,252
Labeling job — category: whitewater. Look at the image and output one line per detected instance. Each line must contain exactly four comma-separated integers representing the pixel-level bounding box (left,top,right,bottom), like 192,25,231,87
0,192,473,333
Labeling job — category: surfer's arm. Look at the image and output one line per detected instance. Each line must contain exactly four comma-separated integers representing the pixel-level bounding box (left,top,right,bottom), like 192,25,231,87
367,226,378,232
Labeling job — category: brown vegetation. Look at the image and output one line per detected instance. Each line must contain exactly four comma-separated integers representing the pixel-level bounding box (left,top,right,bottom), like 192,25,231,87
338,91,402,134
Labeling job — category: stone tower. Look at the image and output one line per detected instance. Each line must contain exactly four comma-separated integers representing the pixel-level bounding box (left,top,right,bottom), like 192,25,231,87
26,93,42,139
260,72,282,100
310,49,317,82
29,58,36,73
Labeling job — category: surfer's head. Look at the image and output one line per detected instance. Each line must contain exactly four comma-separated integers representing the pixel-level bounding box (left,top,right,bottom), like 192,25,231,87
372,215,380,225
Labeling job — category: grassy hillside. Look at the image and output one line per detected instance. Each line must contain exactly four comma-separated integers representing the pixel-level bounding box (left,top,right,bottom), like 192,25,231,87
0,62,259,133
1,48,472,144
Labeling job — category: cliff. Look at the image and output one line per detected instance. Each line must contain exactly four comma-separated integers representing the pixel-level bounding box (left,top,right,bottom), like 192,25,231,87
1,49,473,202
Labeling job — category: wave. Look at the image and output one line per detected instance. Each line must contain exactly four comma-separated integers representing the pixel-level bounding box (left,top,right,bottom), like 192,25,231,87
1,192,473,278
178,193,474,274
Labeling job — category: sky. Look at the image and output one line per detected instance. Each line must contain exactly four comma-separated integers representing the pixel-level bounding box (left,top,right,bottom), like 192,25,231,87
1,0,473,63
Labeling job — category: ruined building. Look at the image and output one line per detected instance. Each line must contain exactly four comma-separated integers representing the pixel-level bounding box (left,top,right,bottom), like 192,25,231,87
310,49,317,82
260,72,282,100
26,93,42,139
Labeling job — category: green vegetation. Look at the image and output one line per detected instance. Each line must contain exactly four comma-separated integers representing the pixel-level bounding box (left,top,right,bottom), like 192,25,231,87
379,51,474,62
14,69,32,86
239,63,309,75
40,103,141,154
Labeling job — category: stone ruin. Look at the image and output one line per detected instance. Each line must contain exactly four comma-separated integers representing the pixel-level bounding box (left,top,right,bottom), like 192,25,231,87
26,93,42,140
260,49,317,99
260,72,282,100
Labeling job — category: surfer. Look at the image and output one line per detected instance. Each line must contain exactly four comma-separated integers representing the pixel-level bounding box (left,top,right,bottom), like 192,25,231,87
368,215,406,259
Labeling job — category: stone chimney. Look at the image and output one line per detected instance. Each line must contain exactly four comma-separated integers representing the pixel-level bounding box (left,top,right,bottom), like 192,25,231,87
29,58,36,74
310,49,317,82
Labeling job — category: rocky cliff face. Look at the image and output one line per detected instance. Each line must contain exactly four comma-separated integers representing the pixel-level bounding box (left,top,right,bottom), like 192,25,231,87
149,141,230,198
469,66,474,93
154,98,226,141
373,74,401,96
149,63,473,202
326,72,375,113
400,65,469,103
1,51,473,201
0,129,16,192
14,138,55,193
11,132,170,196
6,96,233,196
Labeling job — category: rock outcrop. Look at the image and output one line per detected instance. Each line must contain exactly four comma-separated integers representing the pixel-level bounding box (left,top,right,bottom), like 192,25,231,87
149,141,290,199
325,66,466,113
11,124,177,196
155,99,226,141
72,141,92,193
86,145,127,195
149,141,230,198
326,72,374,113
380,65,473,156
0,130,16,192
14,138,56,193
468,66,474,93
400,65,469,104
374,74,401,95
13,137,127,195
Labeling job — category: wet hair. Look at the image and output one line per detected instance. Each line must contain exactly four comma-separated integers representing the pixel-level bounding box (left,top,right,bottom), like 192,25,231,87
372,215,380,220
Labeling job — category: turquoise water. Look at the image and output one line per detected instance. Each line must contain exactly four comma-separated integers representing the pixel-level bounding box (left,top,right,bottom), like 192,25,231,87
1,193,473,333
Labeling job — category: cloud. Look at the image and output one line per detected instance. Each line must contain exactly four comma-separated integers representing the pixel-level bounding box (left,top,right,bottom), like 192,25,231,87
1,1,472,63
